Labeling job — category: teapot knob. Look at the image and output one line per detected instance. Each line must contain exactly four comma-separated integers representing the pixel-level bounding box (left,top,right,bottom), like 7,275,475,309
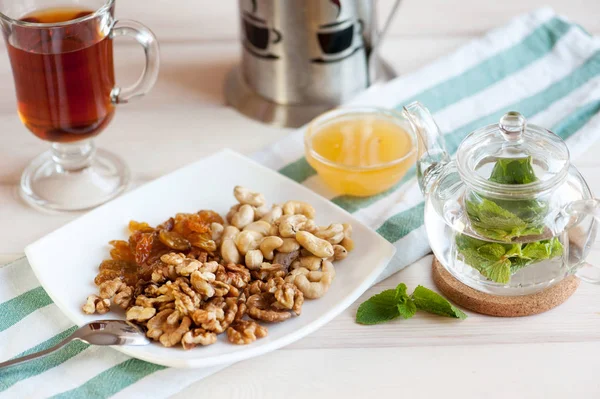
499,111,526,142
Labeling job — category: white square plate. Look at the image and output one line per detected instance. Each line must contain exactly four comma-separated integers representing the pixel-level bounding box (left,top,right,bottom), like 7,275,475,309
25,150,396,368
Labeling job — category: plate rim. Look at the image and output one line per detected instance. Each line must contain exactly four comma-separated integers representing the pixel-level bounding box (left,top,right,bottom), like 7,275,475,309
25,149,396,368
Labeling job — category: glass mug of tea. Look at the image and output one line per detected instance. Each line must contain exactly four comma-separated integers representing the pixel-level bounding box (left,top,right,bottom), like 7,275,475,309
0,0,159,211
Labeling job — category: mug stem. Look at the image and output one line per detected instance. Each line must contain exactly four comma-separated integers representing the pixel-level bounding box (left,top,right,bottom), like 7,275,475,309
51,140,95,172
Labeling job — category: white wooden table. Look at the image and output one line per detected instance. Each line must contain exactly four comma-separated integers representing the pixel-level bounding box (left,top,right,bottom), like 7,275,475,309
2,1,600,397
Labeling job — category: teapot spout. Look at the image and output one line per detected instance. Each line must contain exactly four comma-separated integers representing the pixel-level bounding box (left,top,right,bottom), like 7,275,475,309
403,101,450,194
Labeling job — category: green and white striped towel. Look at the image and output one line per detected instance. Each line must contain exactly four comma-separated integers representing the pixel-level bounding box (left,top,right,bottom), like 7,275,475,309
2,7,600,398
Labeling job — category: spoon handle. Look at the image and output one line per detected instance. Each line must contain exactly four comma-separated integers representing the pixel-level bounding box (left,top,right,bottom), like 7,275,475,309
0,336,72,370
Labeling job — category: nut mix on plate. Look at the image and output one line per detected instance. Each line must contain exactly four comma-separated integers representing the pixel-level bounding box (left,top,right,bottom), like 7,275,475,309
82,186,354,349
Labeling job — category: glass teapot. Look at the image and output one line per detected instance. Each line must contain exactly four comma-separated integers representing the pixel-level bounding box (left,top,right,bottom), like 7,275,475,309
403,102,600,296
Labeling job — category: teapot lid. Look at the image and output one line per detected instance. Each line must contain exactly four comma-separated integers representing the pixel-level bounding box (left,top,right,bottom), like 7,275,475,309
456,111,570,195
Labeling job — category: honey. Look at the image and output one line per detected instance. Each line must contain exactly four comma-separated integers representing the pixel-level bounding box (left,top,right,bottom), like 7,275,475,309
305,109,417,197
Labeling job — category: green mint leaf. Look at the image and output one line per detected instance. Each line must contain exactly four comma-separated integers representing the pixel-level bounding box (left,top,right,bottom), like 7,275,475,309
456,234,521,283
509,256,533,273
411,286,467,319
499,198,549,225
504,244,523,258
466,197,530,241
356,285,406,325
456,235,498,276
550,237,563,258
481,258,512,284
397,298,417,319
477,243,506,259
521,238,563,260
521,241,552,260
489,156,538,184
395,282,409,300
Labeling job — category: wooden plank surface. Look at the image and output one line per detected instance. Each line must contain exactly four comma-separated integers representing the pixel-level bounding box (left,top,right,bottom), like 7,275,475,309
173,342,600,399
2,0,600,397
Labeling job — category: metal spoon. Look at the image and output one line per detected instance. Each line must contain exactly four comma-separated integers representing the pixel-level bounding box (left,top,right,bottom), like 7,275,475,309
0,320,149,370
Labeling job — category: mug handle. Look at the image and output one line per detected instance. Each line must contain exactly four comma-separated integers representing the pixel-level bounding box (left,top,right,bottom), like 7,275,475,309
110,20,160,104
559,199,600,283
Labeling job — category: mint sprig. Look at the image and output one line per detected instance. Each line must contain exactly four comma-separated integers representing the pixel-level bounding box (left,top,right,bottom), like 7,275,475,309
356,283,467,325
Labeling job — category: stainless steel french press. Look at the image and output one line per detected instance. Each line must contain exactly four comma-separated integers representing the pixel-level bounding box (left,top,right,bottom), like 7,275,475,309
225,0,401,127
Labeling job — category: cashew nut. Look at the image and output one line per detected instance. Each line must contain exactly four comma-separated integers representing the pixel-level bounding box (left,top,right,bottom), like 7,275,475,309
226,204,241,224
268,224,280,236
260,205,283,224
315,223,344,244
341,237,354,251
296,231,334,258
297,255,323,271
222,225,240,241
278,214,308,238
234,230,262,255
210,222,224,243
283,200,316,219
221,225,241,264
231,204,255,229
301,219,319,233
243,221,271,236
234,186,265,207
278,237,300,253
291,261,335,299
221,240,240,264
259,236,284,260
340,223,354,251
245,249,264,270
253,203,271,220
331,245,348,261
285,266,310,283
342,223,352,238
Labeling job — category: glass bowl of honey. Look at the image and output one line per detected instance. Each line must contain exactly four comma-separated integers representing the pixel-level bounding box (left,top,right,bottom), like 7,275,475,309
305,108,417,197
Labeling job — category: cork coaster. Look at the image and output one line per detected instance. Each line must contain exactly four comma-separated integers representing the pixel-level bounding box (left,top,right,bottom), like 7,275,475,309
432,257,580,317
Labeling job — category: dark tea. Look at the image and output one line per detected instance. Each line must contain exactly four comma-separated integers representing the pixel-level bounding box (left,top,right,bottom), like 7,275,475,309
7,7,115,142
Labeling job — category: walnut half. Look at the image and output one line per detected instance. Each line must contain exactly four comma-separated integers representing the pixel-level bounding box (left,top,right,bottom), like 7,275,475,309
82,295,110,315
182,328,218,350
226,320,268,345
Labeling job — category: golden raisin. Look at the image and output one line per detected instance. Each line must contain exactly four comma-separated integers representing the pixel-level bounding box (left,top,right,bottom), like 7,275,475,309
109,240,134,262
172,213,194,236
197,210,224,225
185,214,211,234
98,259,137,273
128,220,154,233
188,232,217,252
157,217,174,231
158,230,191,251
130,232,154,265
